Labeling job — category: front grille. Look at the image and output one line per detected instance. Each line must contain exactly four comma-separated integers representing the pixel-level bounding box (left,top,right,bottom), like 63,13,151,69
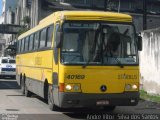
1,68,16,72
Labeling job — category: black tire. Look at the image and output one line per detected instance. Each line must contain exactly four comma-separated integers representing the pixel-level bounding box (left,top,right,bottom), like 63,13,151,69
24,82,32,97
44,81,48,103
48,85,59,111
103,106,116,111
21,76,25,95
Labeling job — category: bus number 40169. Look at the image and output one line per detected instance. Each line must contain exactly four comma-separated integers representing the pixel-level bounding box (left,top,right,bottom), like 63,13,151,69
66,75,85,80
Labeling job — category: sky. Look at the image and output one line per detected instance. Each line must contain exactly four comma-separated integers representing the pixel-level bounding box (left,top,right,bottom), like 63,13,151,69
0,0,2,15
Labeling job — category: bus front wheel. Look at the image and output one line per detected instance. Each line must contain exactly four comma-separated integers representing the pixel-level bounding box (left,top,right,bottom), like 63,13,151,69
48,85,59,111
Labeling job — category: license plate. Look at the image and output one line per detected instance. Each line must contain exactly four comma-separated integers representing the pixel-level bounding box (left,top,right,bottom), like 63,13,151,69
96,100,109,105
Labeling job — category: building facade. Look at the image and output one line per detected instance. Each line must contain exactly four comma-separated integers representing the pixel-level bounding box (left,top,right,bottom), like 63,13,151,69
14,0,160,32
140,28,160,95
0,0,17,56
15,0,54,28
58,0,160,32
1,0,160,55
1,0,17,24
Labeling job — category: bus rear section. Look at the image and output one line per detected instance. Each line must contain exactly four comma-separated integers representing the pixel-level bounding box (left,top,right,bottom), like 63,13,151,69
0,57,16,78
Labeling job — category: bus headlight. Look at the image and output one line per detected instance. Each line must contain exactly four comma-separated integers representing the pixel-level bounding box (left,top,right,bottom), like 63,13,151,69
125,84,131,90
125,84,138,91
65,84,72,91
65,84,81,92
73,85,80,91
132,84,138,90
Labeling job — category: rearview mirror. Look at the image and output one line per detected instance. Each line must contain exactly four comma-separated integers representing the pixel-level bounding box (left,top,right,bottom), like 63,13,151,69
55,31,63,48
54,48,58,64
138,36,142,51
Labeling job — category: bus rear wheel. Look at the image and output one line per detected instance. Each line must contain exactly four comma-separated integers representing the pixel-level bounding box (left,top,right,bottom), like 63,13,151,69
24,82,32,97
48,85,59,111
21,76,25,94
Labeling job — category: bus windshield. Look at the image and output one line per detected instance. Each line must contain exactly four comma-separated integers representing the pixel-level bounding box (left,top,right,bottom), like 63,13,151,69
61,22,138,65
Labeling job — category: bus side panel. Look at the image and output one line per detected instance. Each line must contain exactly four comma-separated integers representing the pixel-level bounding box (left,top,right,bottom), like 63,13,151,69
16,50,53,98
35,50,53,83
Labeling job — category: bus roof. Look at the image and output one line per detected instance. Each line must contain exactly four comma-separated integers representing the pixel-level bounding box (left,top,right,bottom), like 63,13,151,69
39,11,132,24
18,11,132,40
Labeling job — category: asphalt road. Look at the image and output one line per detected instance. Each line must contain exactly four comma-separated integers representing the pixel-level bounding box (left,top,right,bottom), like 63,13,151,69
0,78,160,120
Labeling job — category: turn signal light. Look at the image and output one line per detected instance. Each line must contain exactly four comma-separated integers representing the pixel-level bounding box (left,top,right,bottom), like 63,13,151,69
59,83,64,92
65,84,81,92
125,84,138,91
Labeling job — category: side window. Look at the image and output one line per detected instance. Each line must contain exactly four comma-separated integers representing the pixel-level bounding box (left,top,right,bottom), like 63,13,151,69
25,37,29,51
20,40,21,52
16,41,19,53
34,32,39,50
29,34,34,51
21,39,24,52
23,39,25,52
39,28,47,48
19,40,22,52
46,25,54,47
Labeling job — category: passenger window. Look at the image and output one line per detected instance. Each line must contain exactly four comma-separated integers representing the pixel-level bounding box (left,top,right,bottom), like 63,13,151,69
19,40,21,53
21,39,24,52
29,34,34,51
46,25,53,47
34,32,39,50
25,37,29,51
16,41,19,53
39,29,47,48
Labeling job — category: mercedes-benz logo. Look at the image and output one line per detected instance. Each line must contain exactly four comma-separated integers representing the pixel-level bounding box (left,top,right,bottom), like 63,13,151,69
100,85,107,92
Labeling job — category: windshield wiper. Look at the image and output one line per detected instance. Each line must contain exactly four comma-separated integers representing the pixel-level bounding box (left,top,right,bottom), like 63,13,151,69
114,57,124,68
82,60,90,68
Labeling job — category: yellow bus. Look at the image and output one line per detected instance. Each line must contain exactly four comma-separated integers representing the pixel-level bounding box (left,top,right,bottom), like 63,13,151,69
16,11,142,111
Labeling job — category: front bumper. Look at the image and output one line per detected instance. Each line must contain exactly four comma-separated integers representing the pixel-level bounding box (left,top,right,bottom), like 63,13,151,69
58,92,139,108
0,71,16,76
